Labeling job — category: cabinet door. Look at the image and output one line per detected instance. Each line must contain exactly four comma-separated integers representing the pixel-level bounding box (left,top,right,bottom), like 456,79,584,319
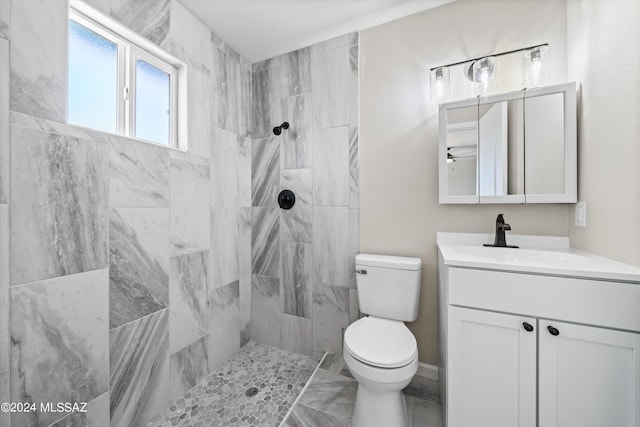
448,307,536,427
539,320,640,427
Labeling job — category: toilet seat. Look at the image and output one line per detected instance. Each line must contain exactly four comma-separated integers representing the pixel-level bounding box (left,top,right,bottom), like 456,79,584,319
344,317,418,368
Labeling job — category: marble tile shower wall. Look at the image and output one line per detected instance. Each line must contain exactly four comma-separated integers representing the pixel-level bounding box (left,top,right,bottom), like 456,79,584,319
249,34,360,359
0,0,251,426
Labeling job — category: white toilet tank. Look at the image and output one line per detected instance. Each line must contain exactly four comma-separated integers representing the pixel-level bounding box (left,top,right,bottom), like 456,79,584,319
355,254,422,322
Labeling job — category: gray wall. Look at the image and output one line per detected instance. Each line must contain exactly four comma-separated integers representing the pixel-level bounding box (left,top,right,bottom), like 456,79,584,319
0,0,251,425
249,35,360,358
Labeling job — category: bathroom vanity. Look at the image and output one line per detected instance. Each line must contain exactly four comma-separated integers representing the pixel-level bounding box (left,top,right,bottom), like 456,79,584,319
437,233,640,427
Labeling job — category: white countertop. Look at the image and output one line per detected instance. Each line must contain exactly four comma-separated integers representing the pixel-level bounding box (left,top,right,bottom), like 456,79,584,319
437,232,640,283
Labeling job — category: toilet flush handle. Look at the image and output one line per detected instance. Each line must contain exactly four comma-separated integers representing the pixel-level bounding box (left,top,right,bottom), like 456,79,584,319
355,269,367,275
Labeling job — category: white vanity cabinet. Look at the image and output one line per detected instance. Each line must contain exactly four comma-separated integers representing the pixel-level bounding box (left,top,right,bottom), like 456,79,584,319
437,233,640,427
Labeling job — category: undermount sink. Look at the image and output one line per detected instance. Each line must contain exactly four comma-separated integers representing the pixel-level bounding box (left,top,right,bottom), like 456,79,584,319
449,246,596,269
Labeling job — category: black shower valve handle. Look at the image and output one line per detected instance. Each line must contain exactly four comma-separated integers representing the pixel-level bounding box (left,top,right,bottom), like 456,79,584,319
272,121,290,135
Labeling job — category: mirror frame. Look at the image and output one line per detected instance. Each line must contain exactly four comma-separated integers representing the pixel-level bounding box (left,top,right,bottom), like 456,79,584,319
438,82,577,204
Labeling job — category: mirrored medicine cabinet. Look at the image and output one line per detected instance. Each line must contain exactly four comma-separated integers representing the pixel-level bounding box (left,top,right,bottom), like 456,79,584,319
438,82,576,204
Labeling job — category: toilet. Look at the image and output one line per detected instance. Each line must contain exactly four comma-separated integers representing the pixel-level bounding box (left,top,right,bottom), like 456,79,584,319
344,253,422,427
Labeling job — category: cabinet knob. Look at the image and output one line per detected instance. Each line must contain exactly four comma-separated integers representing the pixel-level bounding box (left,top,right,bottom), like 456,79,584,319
522,322,534,332
547,325,560,336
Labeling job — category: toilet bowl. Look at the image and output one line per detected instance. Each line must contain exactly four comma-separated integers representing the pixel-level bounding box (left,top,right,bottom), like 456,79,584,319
344,316,419,427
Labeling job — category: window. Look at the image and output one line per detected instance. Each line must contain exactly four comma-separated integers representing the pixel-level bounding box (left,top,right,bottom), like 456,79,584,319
68,2,185,148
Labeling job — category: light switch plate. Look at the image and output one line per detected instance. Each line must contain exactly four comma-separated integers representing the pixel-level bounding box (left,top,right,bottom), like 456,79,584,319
575,202,587,228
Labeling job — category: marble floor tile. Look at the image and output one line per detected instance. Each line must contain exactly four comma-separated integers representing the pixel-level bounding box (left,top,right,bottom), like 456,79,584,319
281,314,313,356
312,285,349,355
110,0,169,46
281,95,312,170
252,137,280,207
169,336,209,404
10,0,67,121
10,126,109,285
312,126,349,206
169,251,209,354
311,44,349,129
52,392,109,427
312,207,349,287
150,342,316,427
10,270,109,427
251,208,280,277
208,281,241,370
110,309,170,427
250,275,281,348
281,242,312,319
110,208,169,329
0,39,7,204
0,205,7,371
109,136,169,208
281,47,312,97
282,353,444,427
170,152,210,256
280,169,312,243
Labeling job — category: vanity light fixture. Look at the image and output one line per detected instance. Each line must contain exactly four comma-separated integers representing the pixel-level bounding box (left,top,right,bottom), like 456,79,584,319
522,45,550,86
429,43,549,100
430,66,451,100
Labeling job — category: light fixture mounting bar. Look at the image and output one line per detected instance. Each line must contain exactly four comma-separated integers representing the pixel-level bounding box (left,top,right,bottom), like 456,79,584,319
430,43,549,71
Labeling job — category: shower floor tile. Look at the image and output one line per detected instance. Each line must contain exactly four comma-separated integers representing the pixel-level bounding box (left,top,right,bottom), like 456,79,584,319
281,353,443,427
149,341,317,427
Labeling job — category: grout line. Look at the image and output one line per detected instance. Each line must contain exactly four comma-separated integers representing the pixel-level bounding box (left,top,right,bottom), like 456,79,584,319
279,351,328,426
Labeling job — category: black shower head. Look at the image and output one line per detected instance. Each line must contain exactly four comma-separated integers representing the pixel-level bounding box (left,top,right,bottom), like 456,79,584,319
272,121,290,135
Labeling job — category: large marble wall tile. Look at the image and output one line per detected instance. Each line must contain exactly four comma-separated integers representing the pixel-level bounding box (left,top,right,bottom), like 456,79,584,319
312,207,349,287
312,34,350,52
169,251,208,354
349,127,358,169
169,336,208,403
239,66,252,138
109,137,169,208
208,281,240,369
109,0,169,46
281,242,312,319
349,290,360,324
52,392,109,427
252,137,280,207
170,152,210,256
110,208,169,329
186,68,211,158
0,369,8,427
251,208,280,277
313,126,349,206
349,167,359,209
0,0,9,39
237,136,252,207
11,126,109,285
239,275,251,346
0,206,7,371
250,275,281,348
212,49,242,135
311,45,349,129
0,39,8,204
238,208,252,277
349,44,359,127
165,0,210,74
280,169,312,243
281,47,312,97
281,94,312,169
312,285,349,355
252,66,282,139
281,314,312,356
110,309,169,427
350,209,359,250
11,270,109,427
10,0,67,121
210,128,249,208
10,111,112,144
210,208,239,289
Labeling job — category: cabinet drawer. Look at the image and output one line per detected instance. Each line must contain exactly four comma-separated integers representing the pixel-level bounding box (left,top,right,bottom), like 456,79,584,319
448,267,640,332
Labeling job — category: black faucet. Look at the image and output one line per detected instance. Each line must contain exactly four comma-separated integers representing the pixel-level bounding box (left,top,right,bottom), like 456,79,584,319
483,214,519,248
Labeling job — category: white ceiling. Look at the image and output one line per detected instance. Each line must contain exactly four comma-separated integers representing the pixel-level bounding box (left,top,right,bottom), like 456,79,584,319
180,0,454,63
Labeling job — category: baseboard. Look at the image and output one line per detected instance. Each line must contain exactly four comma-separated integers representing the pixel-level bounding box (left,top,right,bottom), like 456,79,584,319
415,362,439,381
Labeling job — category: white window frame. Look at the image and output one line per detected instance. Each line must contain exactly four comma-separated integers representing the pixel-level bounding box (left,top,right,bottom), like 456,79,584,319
69,1,187,150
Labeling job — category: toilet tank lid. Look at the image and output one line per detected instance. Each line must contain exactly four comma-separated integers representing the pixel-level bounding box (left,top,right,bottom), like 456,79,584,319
356,254,422,271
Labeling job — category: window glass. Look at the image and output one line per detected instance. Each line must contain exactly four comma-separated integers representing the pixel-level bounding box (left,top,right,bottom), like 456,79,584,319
135,58,170,145
68,19,118,133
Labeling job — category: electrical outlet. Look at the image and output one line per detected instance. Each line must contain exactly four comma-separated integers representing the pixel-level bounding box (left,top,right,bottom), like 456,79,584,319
574,202,587,228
